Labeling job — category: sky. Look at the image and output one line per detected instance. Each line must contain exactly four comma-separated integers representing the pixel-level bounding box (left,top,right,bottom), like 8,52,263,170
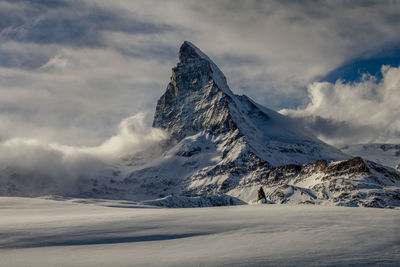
0,0,400,150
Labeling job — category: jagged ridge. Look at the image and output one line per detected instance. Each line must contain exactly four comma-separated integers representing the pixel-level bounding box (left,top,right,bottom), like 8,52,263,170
1,41,399,208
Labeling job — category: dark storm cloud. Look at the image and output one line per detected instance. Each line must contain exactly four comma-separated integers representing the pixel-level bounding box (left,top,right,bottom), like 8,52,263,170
0,0,170,46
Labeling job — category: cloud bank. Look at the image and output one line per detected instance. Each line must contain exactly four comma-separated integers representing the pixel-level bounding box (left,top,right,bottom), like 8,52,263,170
281,66,400,146
0,113,168,195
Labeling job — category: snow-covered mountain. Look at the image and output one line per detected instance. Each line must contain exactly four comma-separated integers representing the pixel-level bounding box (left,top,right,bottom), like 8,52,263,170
341,143,400,171
1,41,399,208
153,41,346,166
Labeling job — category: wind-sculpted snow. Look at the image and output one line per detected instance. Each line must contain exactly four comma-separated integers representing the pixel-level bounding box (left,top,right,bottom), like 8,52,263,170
1,198,399,266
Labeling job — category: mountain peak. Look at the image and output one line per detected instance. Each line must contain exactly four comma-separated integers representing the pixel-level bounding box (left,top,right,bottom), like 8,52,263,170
178,41,218,65
179,41,204,62
153,42,235,138
178,41,232,95
154,42,347,164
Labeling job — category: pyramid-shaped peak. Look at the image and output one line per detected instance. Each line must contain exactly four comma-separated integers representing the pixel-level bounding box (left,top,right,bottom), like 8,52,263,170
179,41,212,62
177,41,232,97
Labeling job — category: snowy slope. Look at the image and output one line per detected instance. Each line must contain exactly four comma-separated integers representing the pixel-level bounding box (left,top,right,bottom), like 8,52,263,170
1,197,399,266
99,41,397,207
0,42,399,208
341,143,400,170
153,41,347,166
229,157,400,208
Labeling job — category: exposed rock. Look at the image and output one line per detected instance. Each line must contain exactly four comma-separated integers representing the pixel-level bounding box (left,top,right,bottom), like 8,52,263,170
58,43,400,208
341,143,400,169
2,41,399,209
257,186,266,201
324,157,370,176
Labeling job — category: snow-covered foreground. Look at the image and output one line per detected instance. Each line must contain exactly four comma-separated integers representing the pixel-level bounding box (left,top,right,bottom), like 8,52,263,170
0,197,399,266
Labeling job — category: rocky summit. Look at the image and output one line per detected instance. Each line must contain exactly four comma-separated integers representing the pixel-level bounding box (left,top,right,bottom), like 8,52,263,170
1,42,400,208
117,41,399,208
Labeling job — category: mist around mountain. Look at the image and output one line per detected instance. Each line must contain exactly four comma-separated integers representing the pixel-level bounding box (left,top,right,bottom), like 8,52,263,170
0,42,399,208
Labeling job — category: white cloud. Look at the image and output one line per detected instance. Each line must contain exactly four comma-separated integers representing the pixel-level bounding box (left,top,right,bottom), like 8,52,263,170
87,0,400,108
0,113,168,195
0,45,171,145
80,112,168,158
281,66,400,146
0,0,399,150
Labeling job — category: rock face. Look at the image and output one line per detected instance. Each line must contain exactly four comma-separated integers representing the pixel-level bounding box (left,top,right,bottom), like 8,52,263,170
232,157,400,208
1,41,399,208
153,41,346,165
153,41,236,140
107,41,398,208
257,187,267,201
341,143,400,170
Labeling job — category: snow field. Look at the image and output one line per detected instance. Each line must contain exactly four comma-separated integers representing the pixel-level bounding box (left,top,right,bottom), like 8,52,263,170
0,197,399,266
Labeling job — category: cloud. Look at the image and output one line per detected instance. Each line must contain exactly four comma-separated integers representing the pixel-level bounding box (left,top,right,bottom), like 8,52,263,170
81,112,168,158
0,0,175,71
0,0,171,47
0,0,398,199
120,0,400,109
0,0,399,152
280,65,400,146
0,113,168,195
0,45,171,145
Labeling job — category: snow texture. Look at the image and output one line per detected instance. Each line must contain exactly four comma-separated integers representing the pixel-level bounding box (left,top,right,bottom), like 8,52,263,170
0,197,399,266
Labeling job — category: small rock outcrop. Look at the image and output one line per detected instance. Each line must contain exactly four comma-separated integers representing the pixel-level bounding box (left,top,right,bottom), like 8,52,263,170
257,186,267,202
